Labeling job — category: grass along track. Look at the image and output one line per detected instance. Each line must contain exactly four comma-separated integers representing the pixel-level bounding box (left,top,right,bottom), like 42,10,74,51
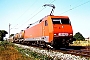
0,41,34,60
0,41,51,60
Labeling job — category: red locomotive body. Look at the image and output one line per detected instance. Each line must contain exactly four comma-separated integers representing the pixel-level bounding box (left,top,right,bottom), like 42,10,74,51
19,15,75,47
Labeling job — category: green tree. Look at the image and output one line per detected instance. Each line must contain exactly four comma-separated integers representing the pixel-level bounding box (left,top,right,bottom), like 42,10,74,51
10,34,14,37
0,30,8,41
73,32,85,41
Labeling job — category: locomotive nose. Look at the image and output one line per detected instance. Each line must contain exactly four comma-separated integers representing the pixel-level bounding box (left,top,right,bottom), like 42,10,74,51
53,24,73,37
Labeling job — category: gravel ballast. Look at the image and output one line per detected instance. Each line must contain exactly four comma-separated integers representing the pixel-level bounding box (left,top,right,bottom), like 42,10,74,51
15,44,88,60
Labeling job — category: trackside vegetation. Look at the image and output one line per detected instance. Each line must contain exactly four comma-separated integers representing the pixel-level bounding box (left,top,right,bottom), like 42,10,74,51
0,30,8,41
0,41,53,60
16,47,53,60
0,41,33,60
73,32,85,41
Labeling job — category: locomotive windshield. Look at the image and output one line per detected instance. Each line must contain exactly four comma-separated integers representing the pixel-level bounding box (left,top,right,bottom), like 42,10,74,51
52,18,71,24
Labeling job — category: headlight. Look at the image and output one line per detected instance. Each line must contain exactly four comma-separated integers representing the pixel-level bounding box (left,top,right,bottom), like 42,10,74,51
69,34,73,36
58,33,68,36
54,34,57,35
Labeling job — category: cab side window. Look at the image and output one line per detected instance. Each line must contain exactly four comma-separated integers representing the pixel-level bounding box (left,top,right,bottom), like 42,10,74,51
45,20,48,26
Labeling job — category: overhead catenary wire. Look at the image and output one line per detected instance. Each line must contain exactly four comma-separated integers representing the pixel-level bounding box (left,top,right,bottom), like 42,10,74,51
59,0,90,15
17,0,56,29
17,7,46,30
17,7,45,29
50,0,56,3
11,0,55,33
10,24,18,30
16,0,37,20
11,0,37,29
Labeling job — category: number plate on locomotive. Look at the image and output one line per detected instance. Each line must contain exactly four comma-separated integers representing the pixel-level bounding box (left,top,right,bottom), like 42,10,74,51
58,33,68,36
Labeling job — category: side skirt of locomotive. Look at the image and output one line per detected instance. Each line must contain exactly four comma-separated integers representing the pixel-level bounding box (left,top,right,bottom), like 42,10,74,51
21,36,54,48
13,36,76,48
19,36,49,48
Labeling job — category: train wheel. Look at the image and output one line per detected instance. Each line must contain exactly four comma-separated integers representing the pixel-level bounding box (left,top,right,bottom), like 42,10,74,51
65,40,69,46
42,41,46,48
35,41,39,46
27,42,30,46
21,41,23,44
21,41,26,45
12,40,15,43
51,40,59,48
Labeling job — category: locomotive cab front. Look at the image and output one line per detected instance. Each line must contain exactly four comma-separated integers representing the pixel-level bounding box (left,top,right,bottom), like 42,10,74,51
50,16,75,47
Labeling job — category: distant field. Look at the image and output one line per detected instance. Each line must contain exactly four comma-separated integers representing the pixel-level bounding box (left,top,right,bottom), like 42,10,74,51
70,40,90,46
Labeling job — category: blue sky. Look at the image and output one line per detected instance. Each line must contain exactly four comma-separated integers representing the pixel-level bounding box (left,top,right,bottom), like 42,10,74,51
0,0,90,38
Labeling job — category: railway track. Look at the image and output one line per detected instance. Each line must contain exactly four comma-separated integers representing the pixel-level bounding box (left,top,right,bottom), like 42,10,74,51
66,46,90,58
14,43,89,60
29,44,90,59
